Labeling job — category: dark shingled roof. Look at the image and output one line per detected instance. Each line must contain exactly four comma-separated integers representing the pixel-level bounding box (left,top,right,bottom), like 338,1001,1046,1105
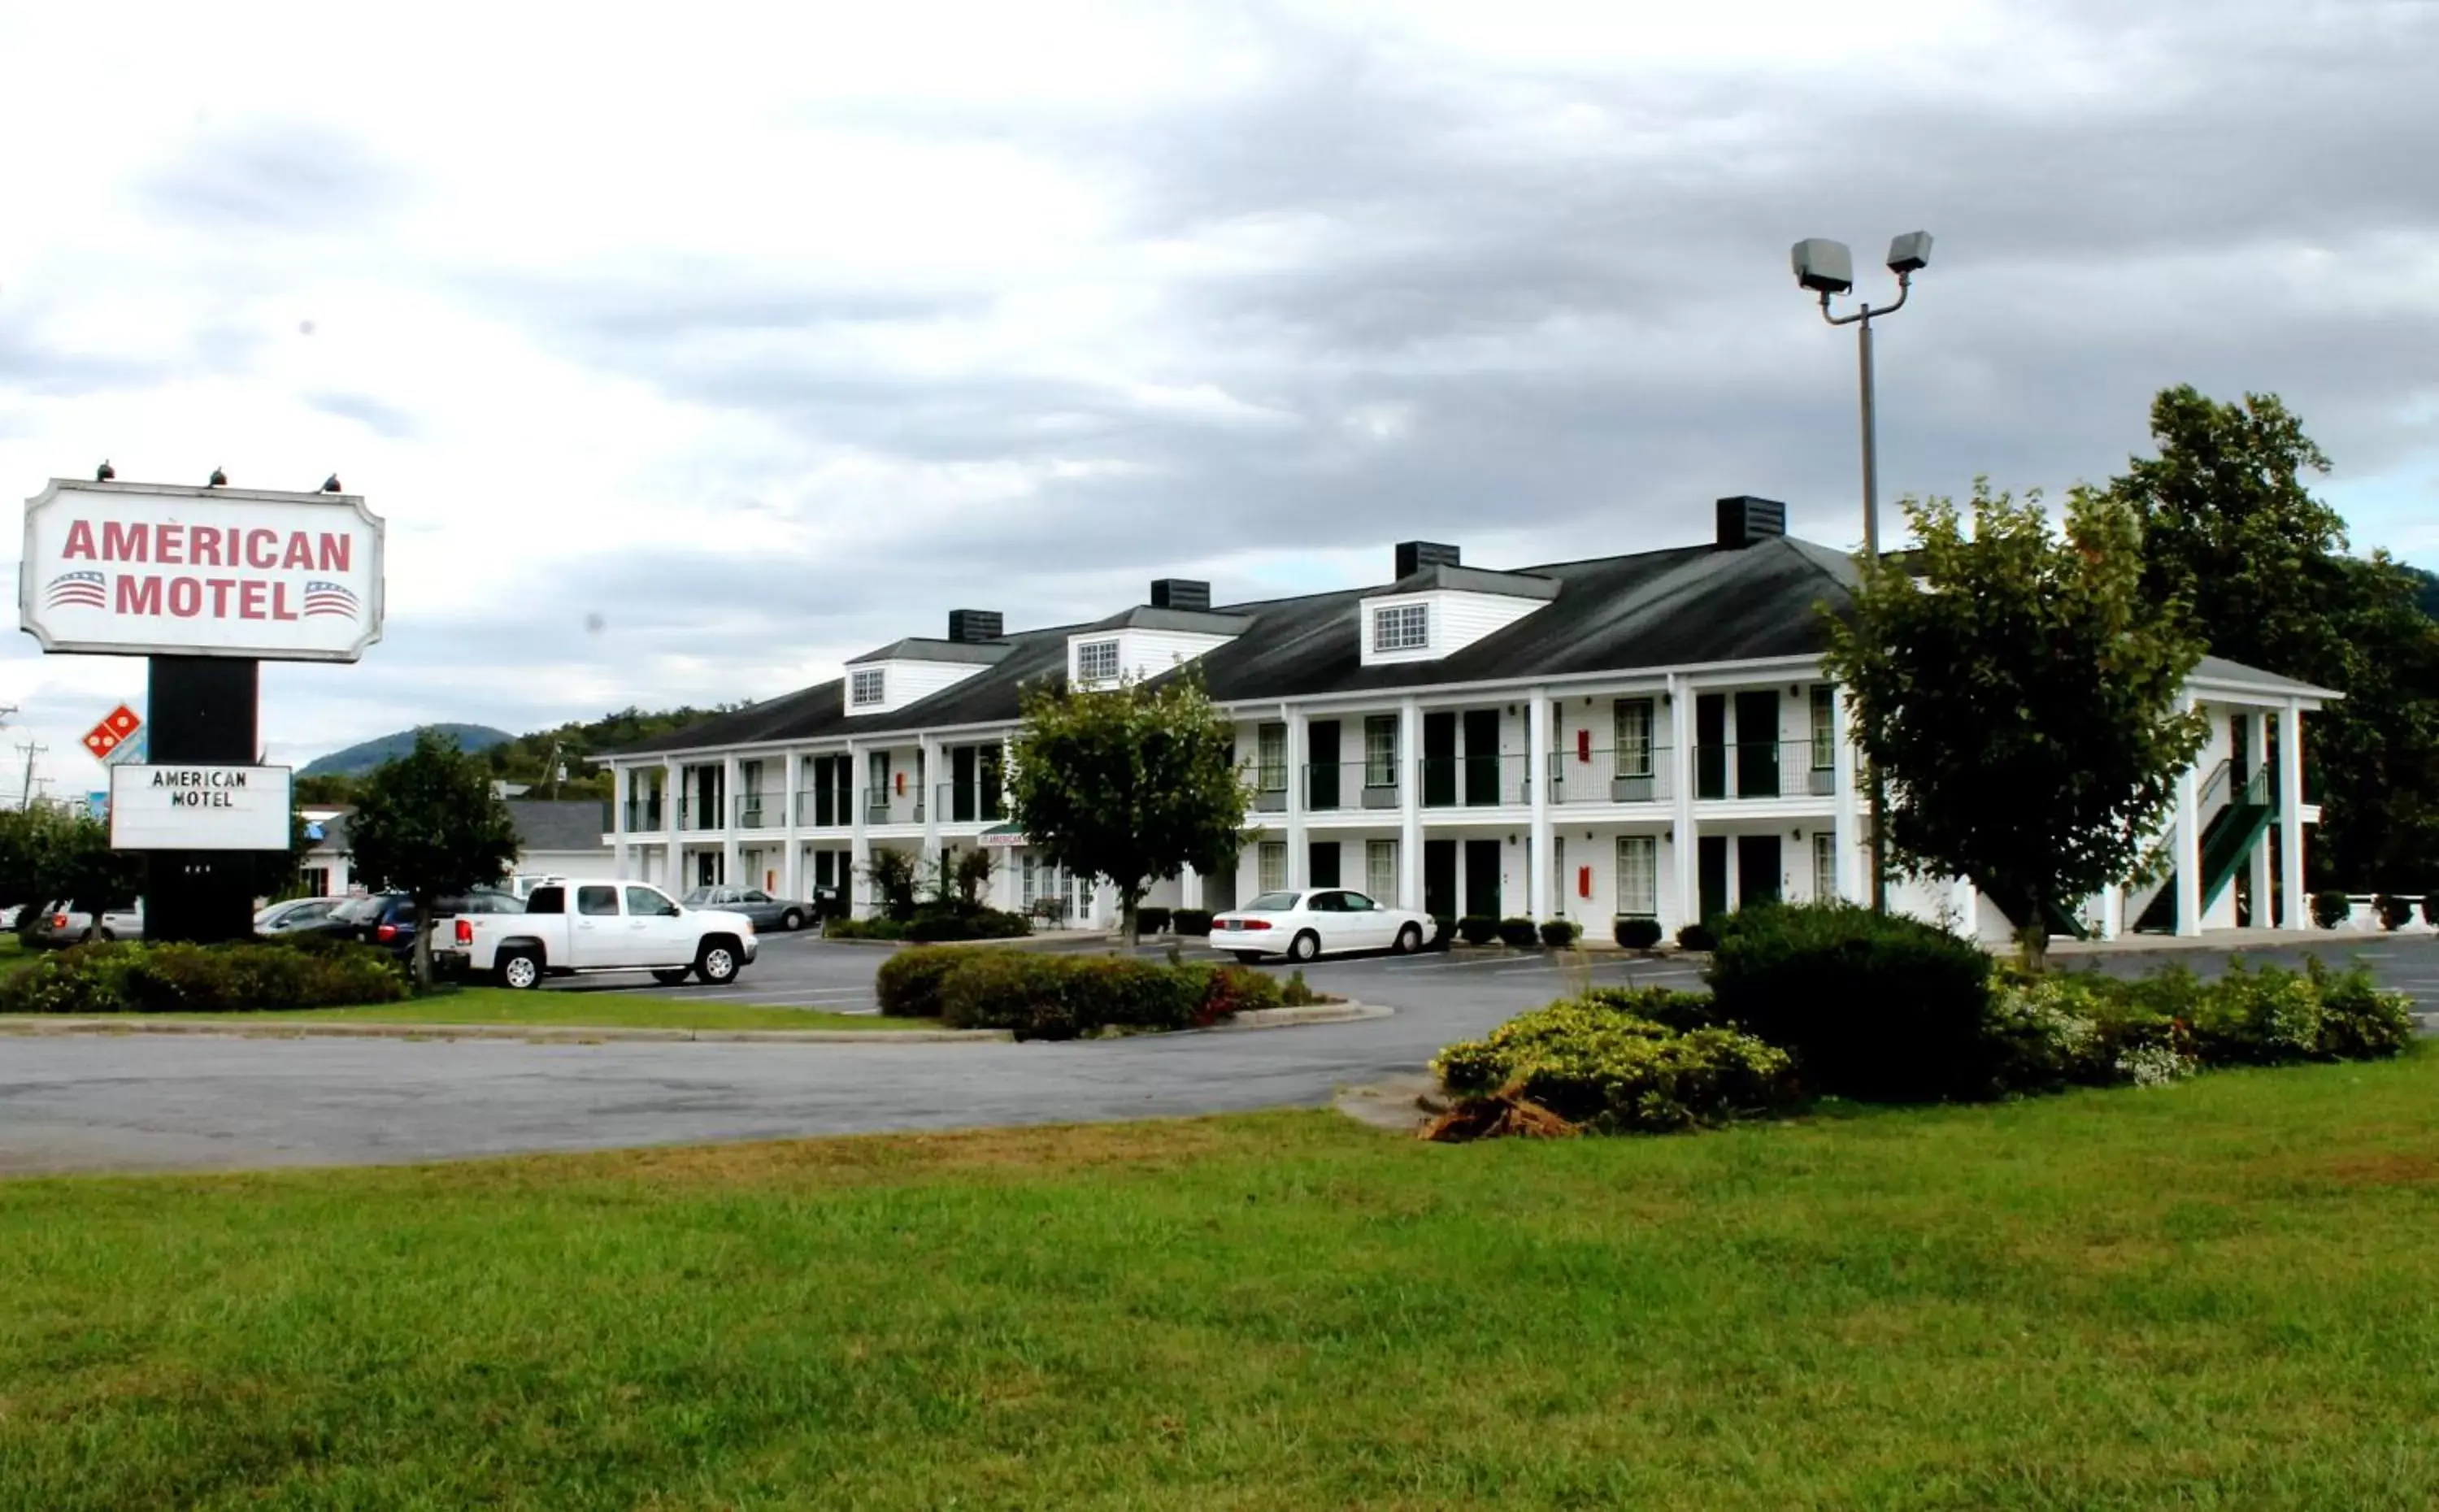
845,637,1012,667
506,801,614,853
605,535,1861,758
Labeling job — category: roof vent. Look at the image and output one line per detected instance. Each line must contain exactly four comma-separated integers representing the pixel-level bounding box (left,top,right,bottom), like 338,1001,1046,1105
1149,578,1211,612
1394,541,1461,580
946,608,1004,644
1715,497,1787,550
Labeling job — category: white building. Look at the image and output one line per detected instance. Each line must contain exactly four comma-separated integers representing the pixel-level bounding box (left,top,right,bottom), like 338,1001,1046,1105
599,500,2333,941
296,801,614,898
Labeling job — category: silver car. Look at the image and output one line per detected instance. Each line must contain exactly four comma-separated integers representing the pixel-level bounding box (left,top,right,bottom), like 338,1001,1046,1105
680,886,813,932
33,899,145,948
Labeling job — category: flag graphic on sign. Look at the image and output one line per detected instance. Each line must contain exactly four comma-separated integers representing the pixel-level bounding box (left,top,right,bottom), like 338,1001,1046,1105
302,580,359,619
46,571,107,609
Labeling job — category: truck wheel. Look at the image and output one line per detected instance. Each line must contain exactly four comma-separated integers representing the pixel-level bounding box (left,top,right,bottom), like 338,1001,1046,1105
695,940,741,985
498,949,544,990
650,968,690,986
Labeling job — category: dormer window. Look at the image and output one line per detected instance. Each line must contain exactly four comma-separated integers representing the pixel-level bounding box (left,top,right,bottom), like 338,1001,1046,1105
1372,603,1428,653
850,668,885,707
1077,638,1120,684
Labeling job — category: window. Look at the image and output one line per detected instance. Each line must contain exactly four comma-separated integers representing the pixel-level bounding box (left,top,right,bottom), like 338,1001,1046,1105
1811,685,1836,770
1077,639,1120,683
1245,890,1300,911
850,667,885,707
1614,698,1655,778
867,750,890,814
1255,723,1288,792
577,885,620,917
1363,715,1398,788
1812,832,1838,902
526,887,565,915
1366,839,1398,905
1615,835,1657,917
1257,841,1287,893
1372,602,1428,653
626,886,678,917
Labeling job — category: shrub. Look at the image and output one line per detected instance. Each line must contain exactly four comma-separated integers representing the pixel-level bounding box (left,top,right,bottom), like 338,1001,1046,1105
937,950,1273,1041
1201,963,1281,1023
2311,889,2351,929
1134,906,1172,936
1496,917,1537,949
824,916,906,941
2184,959,2324,1066
863,849,921,923
1577,984,1718,1034
1675,920,1717,952
1172,909,1214,937
0,938,406,1015
873,946,966,1019
2310,958,2416,1060
902,909,1029,942
1428,915,1455,948
1457,915,1498,946
1613,916,1663,950
1537,919,1579,949
1982,971,2191,1091
1705,902,1997,1102
1433,993,1796,1134
1277,969,1340,1008
1063,955,1206,1035
2374,893,2415,931
938,949,1070,1035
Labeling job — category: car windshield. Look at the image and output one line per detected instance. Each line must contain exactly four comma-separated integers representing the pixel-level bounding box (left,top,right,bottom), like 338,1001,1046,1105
682,889,716,904
1242,892,1302,911
334,897,384,923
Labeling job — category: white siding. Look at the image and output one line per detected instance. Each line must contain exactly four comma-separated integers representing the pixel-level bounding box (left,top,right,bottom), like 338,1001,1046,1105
1359,589,1546,667
1068,628,1237,685
845,658,989,717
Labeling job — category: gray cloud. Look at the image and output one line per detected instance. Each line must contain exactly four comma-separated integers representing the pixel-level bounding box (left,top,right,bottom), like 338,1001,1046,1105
307,389,418,439
137,121,405,234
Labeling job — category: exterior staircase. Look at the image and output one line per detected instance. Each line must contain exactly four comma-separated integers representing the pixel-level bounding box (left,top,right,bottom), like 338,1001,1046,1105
2132,763,2276,934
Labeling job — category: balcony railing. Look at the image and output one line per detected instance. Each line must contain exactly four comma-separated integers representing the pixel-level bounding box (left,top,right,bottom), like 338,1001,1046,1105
1419,754,1533,809
1548,746,1673,805
1693,741,1837,801
1302,761,1402,813
934,781,1006,826
678,798,721,832
863,788,925,826
733,796,777,830
621,797,666,832
1250,771,1289,812
794,788,854,829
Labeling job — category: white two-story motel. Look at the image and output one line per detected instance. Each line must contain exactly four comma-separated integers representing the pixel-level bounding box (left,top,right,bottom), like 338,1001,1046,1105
602,498,2335,942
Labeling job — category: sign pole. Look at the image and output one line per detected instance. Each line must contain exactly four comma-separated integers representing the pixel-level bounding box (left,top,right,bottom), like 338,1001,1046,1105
143,654,262,944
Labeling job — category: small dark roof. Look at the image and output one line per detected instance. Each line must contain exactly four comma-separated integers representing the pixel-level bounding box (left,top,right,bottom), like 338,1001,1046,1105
1379,563,1561,600
845,637,1012,667
506,801,612,853
1075,606,1256,634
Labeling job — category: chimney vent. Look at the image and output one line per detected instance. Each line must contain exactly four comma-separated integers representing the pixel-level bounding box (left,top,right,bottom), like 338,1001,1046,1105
1150,578,1211,612
946,608,1003,644
1714,497,1787,550
1394,540,1461,580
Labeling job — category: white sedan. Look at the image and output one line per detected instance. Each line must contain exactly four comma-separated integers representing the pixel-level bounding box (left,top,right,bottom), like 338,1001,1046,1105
1211,888,1432,962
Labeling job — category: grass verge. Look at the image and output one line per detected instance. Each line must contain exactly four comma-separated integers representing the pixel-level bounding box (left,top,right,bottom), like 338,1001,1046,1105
157,984,926,1032
4,1049,2437,1507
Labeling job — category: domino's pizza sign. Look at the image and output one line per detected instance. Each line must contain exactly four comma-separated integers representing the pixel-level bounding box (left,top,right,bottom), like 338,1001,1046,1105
20,480,385,662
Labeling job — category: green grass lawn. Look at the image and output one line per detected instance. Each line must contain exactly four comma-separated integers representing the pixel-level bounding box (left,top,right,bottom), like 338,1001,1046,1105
5,1053,2438,1508
195,984,931,1033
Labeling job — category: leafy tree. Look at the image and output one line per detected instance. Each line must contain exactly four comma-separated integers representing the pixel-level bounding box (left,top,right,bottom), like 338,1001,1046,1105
1825,481,2208,971
0,807,143,940
1006,669,1247,947
294,773,362,806
346,728,522,988
2107,385,2439,891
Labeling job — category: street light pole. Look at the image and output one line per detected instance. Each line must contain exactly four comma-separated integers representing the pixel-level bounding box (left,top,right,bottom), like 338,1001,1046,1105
1791,232,1933,915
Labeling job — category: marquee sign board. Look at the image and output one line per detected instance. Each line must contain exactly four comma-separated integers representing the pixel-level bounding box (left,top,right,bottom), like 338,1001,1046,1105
107,763,294,851
20,480,385,662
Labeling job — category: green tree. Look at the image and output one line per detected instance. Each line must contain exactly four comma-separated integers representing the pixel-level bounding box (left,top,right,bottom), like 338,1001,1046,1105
1006,670,1248,947
2107,385,2439,891
0,806,144,940
1825,481,2208,971
346,728,521,988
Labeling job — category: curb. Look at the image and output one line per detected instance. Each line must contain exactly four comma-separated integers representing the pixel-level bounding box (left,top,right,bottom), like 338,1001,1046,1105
0,1019,1011,1045
1207,1001,1392,1031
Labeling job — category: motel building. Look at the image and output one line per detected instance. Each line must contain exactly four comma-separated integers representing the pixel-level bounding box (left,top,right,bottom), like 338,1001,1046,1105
599,499,2335,944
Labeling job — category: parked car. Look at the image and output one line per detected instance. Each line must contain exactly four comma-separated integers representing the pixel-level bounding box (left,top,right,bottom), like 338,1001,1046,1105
1209,888,1430,962
254,897,346,936
327,889,524,958
680,885,815,932
32,899,146,948
449,880,758,988
506,873,568,902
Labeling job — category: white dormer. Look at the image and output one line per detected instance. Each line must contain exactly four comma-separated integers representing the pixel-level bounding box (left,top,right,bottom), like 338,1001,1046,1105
1066,580,1250,688
1359,561,1556,667
844,627,1010,717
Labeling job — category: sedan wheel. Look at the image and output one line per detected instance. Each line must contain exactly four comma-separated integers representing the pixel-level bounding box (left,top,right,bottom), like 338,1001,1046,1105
1393,923,1422,955
780,909,804,932
1288,930,1320,962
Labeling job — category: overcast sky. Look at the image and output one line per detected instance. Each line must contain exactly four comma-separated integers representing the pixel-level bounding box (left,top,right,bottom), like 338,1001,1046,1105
2,0,2432,794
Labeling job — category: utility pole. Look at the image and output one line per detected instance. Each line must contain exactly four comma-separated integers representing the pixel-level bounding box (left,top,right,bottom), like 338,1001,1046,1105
16,741,47,810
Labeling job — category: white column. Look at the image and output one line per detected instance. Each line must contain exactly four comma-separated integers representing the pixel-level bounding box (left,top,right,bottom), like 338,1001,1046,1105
1527,687,1552,919
2277,701,2306,929
720,754,741,889
780,748,802,903
919,735,942,880
2246,711,2272,928
1829,684,1861,902
2101,885,2124,941
2174,695,2202,936
662,758,681,892
1284,705,1309,890
847,738,870,918
1668,674,1696,929
1180,863,1203,910
1398,697,1424,914
1092,878,1116,932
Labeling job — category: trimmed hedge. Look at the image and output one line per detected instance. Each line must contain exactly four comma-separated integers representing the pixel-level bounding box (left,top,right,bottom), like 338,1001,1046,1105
0,938,406,1015
1614,916,1663,950
1537,919,1578,949
1433,990,1796,1134
2311,889,2351,929
2374,893,2415,931
1172,909,1214,937
824,916,905,941
1429,916,1455,949
903,909,1030,942
1497,918,1538,949
933,949,1283,1041
1674,920,1717,952
1134,906,1172,936
1457,916,1498,946
873,946,967,1019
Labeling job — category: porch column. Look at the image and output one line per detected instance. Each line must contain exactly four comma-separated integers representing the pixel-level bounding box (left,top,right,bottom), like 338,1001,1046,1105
2277,701,2306,929
1180,863,1202,911
2174,695,2202,936
1284,705,1309,890
1398,696,1424,913
780,748,802,903
720,754,741,889
2246,712,2272,928
1668,674,1697,929
1093,878,1117,933
662,758,681,892
1830,684,1862,903
2100,884,2124,941
847,738,870,917
919,735,942,881
1527,687,1553,919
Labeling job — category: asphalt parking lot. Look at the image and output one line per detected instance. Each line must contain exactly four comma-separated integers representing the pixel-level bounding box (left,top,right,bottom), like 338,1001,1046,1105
3,932,2434,1175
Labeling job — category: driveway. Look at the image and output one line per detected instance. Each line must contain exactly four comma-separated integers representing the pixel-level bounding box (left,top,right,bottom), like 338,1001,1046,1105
4,934,2435,1175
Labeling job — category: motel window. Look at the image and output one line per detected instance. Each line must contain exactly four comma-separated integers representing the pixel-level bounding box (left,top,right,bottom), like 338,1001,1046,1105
1077,639,1120,684
1813,832,1838,902
1615,835,1657,918
1811,685,1837,771
1614,698,1655,779
1255,723,1288,793
1366,839,1398,906
850,667,885,707
1372,602,1428,654
1257,841,1287,893
1363,715,1398,788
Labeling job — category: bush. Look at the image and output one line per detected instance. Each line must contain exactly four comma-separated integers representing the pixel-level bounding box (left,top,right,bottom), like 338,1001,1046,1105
0,938,406,1015
1172,909,1214,937
2184,958,2324,1067
939,949,1071,1036
1134,906,1172,936
902,909,1029,943
1576,983,1719,1033
1277,969,1340,1008
1537,919,1579,949
2311,889,2351,929
1429,915,1455,949
1433,992,1796,1134
1457,915,1498,946
1614,916,1663,950
1202,963,1282,1022
2374,893,2415,931
2311,958,2416,1060
824,916,906,941
873,946,966,1019
937,949,1275,1041
1705,903,1996,1102
1674,920,1717,952
1982,971,2191,1091
1495,917,1537,949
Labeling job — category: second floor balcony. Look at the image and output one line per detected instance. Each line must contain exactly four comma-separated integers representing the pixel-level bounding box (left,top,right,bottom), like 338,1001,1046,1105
622,797,666,832
1693,740,1836,801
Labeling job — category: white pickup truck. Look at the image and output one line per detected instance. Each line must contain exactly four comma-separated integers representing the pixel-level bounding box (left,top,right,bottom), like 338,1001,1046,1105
449,880,758,988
